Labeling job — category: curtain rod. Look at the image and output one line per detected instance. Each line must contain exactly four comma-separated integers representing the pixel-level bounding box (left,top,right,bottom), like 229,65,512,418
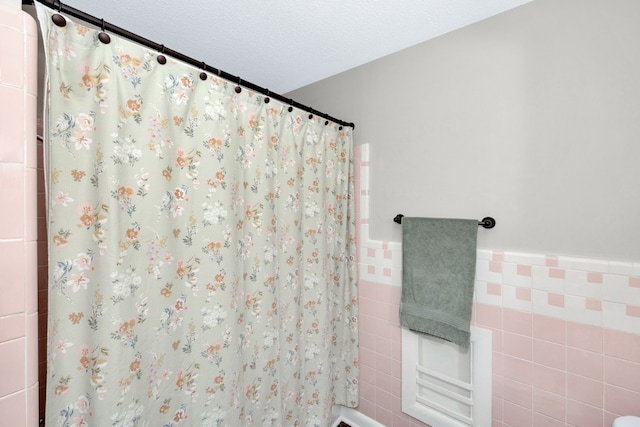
22,0,355,129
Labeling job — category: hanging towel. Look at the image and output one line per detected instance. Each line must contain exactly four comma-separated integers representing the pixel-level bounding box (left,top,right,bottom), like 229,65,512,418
400,217,478,348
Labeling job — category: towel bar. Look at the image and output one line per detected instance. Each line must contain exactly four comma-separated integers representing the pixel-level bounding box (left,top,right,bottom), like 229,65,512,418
393,214,496,229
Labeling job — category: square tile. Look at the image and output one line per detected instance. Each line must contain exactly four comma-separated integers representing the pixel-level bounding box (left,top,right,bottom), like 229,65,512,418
0,163,25,239
0,26,24,87
566,347,603,381
0,338,26,397
0,240,26,316
567,373,603,407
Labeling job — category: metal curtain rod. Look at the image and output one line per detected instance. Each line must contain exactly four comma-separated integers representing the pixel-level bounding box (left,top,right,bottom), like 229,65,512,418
21,0,355,129
393,214,497,229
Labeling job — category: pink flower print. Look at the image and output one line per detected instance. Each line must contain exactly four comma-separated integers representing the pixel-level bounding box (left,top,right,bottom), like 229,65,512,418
163,252,174,265
248,112,258,128
76,202,93,217
77,345,90,369
76,113,95,131
71,272,90,292
173,89,189,105
176,147,187,167
136,293,149,317
76,344,90,358
176,259,186,278
162,369,172,381
325,159,335,176
62,42,76,60
55,338,73,356
171,202,184,217
73,131,92,150
70,416,88,427
75,395,91,414
55,191,74,207
73,252,92,271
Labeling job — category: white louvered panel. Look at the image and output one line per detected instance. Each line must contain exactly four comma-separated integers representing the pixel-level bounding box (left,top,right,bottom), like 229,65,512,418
416,364,474,394
416,374,473,406
415,394,473,426
402,327,493,427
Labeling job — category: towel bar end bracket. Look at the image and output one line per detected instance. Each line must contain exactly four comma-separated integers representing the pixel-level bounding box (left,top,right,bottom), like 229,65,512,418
393,214,496,229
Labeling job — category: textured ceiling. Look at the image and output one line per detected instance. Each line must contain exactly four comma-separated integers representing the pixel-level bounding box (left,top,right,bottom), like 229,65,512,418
56,0,532,94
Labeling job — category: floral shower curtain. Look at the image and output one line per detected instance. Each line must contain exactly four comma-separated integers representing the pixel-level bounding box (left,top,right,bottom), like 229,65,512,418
37,5,358,426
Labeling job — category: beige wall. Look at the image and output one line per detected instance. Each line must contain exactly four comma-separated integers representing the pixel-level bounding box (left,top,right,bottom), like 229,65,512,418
288,0,640,262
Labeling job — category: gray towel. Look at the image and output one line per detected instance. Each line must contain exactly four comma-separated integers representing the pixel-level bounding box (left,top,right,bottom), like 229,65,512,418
400,217,478,348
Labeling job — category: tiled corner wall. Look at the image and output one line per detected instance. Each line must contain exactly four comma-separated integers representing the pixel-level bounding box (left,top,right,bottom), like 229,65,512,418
0,4,40,426
354,143,640,427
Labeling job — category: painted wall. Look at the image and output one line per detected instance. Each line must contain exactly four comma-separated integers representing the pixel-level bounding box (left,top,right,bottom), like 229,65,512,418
288,0,640,426
353,144,640,427
288,0,640,263
0,3,40,426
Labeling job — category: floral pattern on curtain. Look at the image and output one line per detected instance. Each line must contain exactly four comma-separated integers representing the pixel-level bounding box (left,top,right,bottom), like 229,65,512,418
37,5,358,426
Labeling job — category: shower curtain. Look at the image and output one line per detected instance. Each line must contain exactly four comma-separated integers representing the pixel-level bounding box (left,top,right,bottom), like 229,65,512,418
37,5,358,426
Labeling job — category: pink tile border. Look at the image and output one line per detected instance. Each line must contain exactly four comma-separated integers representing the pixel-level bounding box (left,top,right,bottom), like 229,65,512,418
488,282,502,296
627,305,640,317
588,272,603,283
548,293,565,307
549,268,566,279
517,264,532,277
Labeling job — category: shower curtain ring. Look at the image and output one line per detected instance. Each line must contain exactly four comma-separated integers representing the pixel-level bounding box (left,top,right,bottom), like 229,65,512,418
264,89,270,104
288,99,293,113
157,45,167,65
199,62,207,81
235,77,242,94
98,18,111,44
51,0,66,27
